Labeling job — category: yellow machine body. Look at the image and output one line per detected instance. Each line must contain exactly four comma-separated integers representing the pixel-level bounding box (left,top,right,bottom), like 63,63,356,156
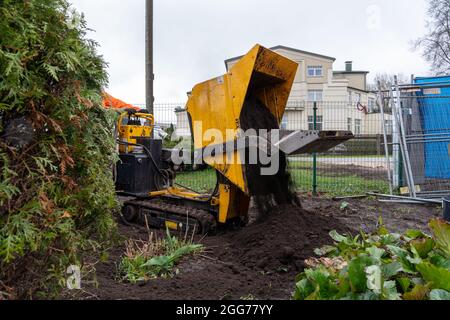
185,44,298,223
117,112,155,153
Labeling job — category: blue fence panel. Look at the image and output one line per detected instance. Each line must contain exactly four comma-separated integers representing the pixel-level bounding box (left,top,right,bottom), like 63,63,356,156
415,76,450,179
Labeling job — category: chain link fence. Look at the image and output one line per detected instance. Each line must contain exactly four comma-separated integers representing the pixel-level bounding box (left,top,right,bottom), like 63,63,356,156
135,101,393,196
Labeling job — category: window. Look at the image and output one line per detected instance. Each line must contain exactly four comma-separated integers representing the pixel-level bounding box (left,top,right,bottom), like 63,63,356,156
347,118,353,131
348,91,352,104
368,98,376,111
308,90,323,102
354,119,362,135
307,66,323,77
385,120,393,135
354,93,362,103
308,115,323,131
281,115,288,130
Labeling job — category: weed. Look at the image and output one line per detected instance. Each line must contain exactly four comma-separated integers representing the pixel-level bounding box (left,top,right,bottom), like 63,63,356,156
118,229,203,283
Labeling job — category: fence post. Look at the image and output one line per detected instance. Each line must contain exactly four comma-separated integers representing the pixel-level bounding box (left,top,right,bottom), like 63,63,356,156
313,102,318,196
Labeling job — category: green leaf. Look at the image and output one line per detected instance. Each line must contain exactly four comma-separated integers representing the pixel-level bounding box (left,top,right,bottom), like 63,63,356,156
430,289,450,300
386,245,416,273
429,253,450,269
329,230,349,243
348,256,373,293
380,233,401,245
403,284,430,300
42,63,61,81
382,262,403,278
429,219,450,257
294,278,315,300
416,262,450,291
142,255,172,268
397,278,411,293
303,267,340,300
407,247,423,265
340,202,349,211
366,265,383,294
314,245,337,257
410,238,435,259
366,247,385,261
383,281,402,300
405,229,428,240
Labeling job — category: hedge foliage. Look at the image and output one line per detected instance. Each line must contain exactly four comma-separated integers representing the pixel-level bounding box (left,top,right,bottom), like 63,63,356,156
0,0,118,298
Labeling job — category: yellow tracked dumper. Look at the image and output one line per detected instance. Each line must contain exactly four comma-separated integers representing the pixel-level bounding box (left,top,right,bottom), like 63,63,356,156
115,45,353,234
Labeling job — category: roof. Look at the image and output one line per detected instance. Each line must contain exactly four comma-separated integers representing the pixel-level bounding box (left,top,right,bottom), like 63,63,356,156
334,71,370,75
224,45,336,67
347,86,371,94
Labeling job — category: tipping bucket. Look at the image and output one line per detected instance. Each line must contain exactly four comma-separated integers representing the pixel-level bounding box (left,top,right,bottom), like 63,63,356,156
186,44,298,195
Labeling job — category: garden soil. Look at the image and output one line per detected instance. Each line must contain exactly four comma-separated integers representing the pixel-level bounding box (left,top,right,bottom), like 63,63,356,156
70,196,441,300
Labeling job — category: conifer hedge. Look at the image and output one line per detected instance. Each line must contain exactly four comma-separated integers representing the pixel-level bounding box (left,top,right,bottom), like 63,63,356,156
0,0,118,298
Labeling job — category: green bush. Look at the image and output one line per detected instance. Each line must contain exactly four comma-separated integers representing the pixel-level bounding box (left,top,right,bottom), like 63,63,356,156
294,219,450,300
0,0,118,298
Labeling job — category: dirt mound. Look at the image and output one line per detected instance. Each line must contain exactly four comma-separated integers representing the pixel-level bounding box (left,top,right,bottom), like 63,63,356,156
223,204,352,272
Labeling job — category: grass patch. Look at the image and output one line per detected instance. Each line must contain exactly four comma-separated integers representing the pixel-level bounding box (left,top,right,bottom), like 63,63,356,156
176,168,389,196
118,230,203,283
176,169,217,193
290,169,390,196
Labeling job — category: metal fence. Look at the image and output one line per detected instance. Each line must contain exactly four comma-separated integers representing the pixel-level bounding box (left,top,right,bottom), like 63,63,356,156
287,102,391,196
138,101,393,196
388,91,450,199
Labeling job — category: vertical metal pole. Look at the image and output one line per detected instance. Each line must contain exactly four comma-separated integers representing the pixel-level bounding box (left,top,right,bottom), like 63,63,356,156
146,0,154,114
378,83,393,195
313,102,318,196
394,77,417,198
390,87,400,189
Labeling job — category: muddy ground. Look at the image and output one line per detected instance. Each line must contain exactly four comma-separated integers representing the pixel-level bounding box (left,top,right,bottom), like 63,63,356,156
69,196,441,300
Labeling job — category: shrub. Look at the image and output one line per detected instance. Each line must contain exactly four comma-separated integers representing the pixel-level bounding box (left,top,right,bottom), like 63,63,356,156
0,0,118,298
294,219,450,300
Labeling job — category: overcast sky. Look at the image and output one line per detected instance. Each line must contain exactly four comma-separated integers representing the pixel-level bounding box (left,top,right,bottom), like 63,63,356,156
71,0,430,104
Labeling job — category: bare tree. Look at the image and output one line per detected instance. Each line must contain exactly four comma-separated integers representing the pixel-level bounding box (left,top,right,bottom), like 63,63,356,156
367,74,410,113
416,0,450,75
368,73,410,91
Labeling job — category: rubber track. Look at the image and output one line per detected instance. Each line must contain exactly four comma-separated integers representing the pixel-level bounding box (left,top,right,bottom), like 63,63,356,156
128,199,218,234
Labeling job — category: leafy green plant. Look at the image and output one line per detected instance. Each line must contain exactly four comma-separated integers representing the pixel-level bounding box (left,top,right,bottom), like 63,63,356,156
293,219,450,300
118,229,203,283
0,0,118,297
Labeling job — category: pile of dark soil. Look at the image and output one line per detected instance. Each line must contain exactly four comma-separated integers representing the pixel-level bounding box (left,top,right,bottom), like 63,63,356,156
76,203,354,300
223,204,354,272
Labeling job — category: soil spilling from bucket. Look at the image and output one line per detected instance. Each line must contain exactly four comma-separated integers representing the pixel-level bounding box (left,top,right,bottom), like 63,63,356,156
240,97,300,217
